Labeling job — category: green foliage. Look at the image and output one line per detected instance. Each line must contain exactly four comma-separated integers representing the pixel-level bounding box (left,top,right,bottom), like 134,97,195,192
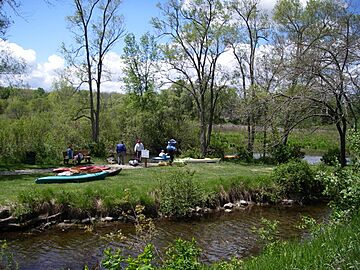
101,238,202,270
102,248,124,270
269,143,305,164
297,215,324,238
180,148,202,159
235,146,253,162
209,257,243,270
208,133,228,158
347,129,360,169
238,210,360,270
252,218,280,244
158,170,207,217
88,141,106,157
321,147,341,166
319,129,360,218
271,160,323,201
163,238,201,270
0,240,18,270
319,168,360,218
126,244,155,270
102,244,155,270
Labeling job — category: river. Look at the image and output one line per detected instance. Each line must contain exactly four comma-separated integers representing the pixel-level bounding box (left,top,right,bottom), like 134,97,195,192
0,203,329,270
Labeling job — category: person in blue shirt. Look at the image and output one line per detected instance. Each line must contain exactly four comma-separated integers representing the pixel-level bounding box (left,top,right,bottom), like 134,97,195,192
67,144,74,160
166,139,177,164
116,141,127,165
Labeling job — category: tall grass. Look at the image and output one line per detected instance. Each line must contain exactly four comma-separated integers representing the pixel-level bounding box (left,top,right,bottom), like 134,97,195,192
217,126,338,155
226,211,360,270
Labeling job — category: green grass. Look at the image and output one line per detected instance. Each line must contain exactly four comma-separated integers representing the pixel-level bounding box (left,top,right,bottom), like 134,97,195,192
221,211,360,270
0,162,274,208
219,127,339,155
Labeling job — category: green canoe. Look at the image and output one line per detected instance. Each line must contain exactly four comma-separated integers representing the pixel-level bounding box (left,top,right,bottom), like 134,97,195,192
35,171,109,184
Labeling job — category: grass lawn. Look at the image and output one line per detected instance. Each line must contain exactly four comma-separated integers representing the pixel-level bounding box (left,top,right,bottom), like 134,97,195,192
0,162,274,207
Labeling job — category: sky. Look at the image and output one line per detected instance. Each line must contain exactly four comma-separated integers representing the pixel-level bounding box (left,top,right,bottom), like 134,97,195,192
2,0,167,91
1,0,358,92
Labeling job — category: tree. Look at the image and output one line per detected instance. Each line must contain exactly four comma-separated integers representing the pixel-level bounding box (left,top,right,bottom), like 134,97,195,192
0,0,26,86
121,31,160,124
227,0,270,157
122,32,159,101
62,0,125,143
152,0,231,157
0,0,20,38
273,0,360,166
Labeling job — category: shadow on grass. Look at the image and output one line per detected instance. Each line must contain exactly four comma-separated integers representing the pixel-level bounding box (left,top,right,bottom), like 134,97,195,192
0,173,50,182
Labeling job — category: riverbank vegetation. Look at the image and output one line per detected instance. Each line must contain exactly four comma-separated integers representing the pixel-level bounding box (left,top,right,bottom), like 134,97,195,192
97,130,360,269
0,163,274,222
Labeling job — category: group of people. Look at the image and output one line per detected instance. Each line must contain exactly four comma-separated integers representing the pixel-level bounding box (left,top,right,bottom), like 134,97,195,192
115,138,177,165
115,139,144,165
66,145,84,165
67,138,177,166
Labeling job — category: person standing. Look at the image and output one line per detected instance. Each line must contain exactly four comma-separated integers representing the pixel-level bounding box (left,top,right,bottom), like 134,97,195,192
116,141,127,165
134,139,144,161
67,144,74,160
166,139,177,164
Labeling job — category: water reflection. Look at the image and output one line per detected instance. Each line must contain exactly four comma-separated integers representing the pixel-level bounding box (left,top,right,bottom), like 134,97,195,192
1,204,329,270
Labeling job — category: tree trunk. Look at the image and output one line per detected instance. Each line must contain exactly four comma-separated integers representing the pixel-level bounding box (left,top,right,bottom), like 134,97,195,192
336,118,347,167
200,111,207,157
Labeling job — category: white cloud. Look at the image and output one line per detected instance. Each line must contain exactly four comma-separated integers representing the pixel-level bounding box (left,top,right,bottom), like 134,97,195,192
0,40,126,92
0,39,36,64
16,54,65,90
259,0,308,11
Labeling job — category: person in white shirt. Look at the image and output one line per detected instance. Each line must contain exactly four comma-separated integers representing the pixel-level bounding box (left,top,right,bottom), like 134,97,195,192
134,139,144,161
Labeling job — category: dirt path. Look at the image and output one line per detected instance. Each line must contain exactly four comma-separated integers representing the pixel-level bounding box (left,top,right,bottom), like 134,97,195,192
0,163,158,176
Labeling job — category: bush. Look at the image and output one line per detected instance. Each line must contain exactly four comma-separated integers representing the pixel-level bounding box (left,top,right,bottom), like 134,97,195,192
163,238,201,270
180,148,202,159
207,133,229,158
271,160,323,202
235,146,253,162
270,143,305,164
88,141,106,157
319,168,360,217
321,147,341,166
158,170,206,217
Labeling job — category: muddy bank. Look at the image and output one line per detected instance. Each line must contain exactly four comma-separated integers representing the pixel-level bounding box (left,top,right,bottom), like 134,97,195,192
0,188,302,232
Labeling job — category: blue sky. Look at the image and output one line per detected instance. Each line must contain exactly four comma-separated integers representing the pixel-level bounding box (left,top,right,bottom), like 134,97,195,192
7,0,164,63
1,0,166,90
1,0,359,91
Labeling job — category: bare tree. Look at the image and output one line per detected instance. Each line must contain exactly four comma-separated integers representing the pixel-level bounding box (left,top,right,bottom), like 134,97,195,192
62,0,125,143
274,0,360,166
227,0,270,156
152,0,231,156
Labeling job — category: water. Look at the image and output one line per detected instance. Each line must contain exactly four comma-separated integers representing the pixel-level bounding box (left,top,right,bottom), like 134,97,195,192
253,153,323,164
0,204,329,270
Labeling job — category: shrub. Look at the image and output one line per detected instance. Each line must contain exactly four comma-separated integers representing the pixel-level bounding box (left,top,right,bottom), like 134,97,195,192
321,147,341,166
163,238,201,270
101,244,155,270
235,146,253,162
270,143,305,164
180,148,202,158
271,160,323,202
88,141,107,157
208,133,229,158
158,170,206,217
319,168,360,217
